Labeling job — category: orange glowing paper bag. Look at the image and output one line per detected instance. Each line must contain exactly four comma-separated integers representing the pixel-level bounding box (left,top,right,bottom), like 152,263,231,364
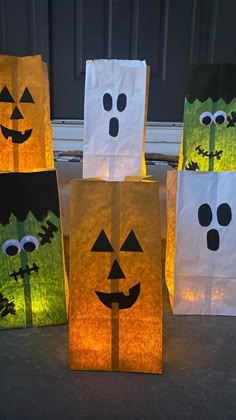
0,54,54,172
69,179,162,374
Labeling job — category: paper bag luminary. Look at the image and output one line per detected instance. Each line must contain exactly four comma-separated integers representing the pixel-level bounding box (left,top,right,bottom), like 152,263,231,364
0,170,68,329
70,59,162,373
83,59,149,181
69,179,162,373
165,170,236,316
179,64,236,171
0,54,54,172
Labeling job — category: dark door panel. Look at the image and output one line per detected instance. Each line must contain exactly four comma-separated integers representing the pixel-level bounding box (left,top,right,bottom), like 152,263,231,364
1,0,236,122
0,0,49,62
49,0,205,121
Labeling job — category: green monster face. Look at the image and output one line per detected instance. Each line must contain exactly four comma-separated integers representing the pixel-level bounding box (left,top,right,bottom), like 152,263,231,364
0,171,67,329
181,64,236,171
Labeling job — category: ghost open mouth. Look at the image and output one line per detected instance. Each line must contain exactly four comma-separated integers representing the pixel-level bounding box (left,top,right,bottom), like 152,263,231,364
1,125,32,144
9,263,39,281
95,282,140,309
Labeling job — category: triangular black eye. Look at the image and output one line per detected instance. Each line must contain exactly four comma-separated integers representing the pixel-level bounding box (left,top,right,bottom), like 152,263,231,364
120,230,143,252
19,87,34,103
91,229,114,252
0,86,14,102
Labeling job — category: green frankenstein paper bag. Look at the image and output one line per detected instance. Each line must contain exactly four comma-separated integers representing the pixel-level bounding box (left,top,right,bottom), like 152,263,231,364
0,170,67,329
180,64,236,171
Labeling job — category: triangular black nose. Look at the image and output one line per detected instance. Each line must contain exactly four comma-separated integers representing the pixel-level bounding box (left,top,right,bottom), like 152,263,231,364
107,259,126,279
10,106,24,120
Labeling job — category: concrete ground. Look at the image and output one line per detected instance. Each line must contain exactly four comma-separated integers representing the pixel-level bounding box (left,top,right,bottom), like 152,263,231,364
0,161,235,420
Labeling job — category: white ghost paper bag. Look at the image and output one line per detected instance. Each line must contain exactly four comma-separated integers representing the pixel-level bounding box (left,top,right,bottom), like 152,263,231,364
166,170,236,315
83,59,149,181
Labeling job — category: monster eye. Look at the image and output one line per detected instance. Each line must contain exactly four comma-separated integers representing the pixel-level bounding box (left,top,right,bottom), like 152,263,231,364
199,112,213,126
2,239,21,256
20,235,39,253
213,110,227,125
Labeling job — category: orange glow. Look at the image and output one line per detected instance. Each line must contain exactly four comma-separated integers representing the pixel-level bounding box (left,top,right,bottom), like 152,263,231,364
0,55,54,172
69,179,162,374
181,288,200,302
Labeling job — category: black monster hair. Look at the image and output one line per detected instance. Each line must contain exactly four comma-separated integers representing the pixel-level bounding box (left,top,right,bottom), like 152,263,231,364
186,64,236,104
0,170,60,225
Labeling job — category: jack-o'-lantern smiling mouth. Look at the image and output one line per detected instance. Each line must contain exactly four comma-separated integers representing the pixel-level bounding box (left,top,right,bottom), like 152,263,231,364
95,282,141,309
1,125,32,144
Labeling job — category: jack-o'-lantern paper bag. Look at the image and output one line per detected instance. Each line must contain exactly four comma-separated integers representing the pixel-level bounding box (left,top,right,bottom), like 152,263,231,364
179,64,236,171
0,170,68,329
0,54,54,172
166,170,236,315
83,59,149,181
70,179,162,374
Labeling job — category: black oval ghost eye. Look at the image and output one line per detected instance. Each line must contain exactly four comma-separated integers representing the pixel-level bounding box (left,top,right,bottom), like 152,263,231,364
213,110,227,125
2,239,21,256
117,93,127,112
217,203,232,226
103,93,112,111
198,204,212,226
20,235,39,253
199,112,213,126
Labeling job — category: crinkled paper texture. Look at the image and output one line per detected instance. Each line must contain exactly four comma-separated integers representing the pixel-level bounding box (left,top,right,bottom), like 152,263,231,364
69,179,162,373
83,59,148,180
0,170,68,329
165,170,236,315
0,55,54,172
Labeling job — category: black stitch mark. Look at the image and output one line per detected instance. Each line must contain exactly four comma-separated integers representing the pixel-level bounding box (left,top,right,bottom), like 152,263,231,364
214,150,223,160
198,203,232,251
227,111,236,127
185,161,200,171
38,221,58,246
0,293,16,317
195,145,223,160
9,263,39,282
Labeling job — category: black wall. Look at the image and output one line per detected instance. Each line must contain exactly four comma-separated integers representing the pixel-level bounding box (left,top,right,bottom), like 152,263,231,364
0,0,236,122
